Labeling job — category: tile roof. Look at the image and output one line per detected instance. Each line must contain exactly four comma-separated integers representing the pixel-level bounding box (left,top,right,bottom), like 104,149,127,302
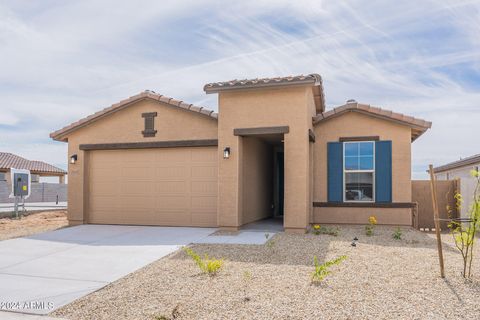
204,73,322,91
313,101,432,141
204,73,325,112
433,154,480,173
0,152,66,175
50,91,218,142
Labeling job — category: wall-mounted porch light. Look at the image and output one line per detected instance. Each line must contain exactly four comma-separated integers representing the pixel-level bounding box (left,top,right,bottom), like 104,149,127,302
223,147,231,159
70,154,78,164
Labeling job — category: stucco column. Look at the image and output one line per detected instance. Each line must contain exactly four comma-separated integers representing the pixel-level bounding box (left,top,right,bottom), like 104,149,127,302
283,129,310,233
217,135,242,230
67,146,87,226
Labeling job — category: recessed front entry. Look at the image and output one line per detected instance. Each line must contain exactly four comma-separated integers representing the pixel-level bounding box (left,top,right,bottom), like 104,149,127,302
240,134,284,228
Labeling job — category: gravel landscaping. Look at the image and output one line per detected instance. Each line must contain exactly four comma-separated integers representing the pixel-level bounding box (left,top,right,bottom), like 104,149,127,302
0,210,68,240
52,225,480,320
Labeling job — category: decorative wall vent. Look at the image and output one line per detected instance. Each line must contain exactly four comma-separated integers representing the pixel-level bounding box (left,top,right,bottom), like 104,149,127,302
142,112,157,137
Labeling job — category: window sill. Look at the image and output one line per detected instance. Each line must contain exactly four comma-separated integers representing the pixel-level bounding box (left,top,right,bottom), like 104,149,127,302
313,202,415,208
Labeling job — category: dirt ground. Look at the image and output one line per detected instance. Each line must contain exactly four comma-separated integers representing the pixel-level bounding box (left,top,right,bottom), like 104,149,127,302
52,225,480,320
0,210,68,240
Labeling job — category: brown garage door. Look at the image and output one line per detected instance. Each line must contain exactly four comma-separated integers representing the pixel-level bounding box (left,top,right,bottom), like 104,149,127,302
87,147,218,227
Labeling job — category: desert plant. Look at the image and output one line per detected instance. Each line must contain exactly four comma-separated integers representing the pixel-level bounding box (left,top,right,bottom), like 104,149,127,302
184,247,223,276
154,304,180,320
447,169,480,278
242,270,252,302
311,255,347,283
264,233,275,250
365,215,377,236
392,227,402,240
319,226,339,236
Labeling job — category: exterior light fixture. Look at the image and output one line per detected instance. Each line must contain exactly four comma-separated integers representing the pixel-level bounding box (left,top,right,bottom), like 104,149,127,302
70,154,78,164
223,147,230,159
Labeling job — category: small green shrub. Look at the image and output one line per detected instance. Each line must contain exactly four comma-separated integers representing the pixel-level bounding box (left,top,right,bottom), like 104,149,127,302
154,304,180,320
311,255,347,283
184,247,223,276
243,270,252,302
264,233,275,249
365,225,374,236
392,227,402,240
312,225,339,236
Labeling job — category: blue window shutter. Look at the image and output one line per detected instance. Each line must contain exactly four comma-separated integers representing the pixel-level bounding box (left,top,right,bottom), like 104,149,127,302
327,142,343,202
375,141,392,203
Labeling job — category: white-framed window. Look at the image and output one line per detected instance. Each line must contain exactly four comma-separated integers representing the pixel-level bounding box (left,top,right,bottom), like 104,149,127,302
343,141,375,202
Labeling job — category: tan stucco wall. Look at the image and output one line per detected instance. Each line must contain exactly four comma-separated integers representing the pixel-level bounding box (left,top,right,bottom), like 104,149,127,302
312,111,413,225
241,137,273,225
313,207,412,225
217,86,317,232
65,99,218,225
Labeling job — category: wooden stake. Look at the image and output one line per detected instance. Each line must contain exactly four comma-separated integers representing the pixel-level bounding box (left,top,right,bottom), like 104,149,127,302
429,164,445,278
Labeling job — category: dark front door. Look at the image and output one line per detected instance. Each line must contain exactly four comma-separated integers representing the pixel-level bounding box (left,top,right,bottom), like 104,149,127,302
277,151,284,216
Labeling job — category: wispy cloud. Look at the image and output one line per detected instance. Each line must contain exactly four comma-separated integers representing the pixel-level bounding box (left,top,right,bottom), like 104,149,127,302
0,0,479,179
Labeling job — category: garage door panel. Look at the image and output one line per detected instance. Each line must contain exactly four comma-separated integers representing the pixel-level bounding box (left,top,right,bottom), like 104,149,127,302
155,181,187,194
120,196,155,210
191,196,217,212
155,213,191,225
120,181,154,196
191,165,217,180
191,149,217,162
155,195,189,211
191,213,217,226
155,166,188,180
121,167,152,180
90,182,120,196
191,181,217,195
89,168,119,182
88,147,217,227
156,149,189,162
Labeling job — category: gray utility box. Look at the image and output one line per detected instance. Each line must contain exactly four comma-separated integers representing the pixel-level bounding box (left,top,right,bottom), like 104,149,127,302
14,173,29,197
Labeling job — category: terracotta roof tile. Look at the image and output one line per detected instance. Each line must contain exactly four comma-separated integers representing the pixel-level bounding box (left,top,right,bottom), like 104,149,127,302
204,73,326,112
204,73,322,92
313,102,432,141
50,91,218,141
189,105,202,112
178,102,192,110
0,152,66,175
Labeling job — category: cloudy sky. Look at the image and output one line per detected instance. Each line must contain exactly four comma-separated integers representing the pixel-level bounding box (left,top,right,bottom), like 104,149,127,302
1,0,479,179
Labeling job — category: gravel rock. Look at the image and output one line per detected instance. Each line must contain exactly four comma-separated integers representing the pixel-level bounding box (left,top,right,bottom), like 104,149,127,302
52,225,480,320
0,210,67,240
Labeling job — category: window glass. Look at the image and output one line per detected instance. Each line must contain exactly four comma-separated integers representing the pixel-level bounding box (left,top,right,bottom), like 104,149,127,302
345,172,373,201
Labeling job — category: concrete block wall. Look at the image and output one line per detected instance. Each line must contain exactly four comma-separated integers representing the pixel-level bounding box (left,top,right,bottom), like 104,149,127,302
0,181,67,203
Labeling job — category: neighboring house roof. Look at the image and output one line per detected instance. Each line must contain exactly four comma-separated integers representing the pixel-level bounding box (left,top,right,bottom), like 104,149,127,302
313,101,432,141
50,91,218,142
0,152,66,175
433,154,480,173
204,74,325,113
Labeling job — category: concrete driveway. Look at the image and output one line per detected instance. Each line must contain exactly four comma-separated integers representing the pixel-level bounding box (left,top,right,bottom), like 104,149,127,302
0,225,216,315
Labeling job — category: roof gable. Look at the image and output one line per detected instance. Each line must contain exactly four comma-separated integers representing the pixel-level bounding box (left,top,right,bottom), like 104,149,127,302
313,102,432,141
50,91,218,142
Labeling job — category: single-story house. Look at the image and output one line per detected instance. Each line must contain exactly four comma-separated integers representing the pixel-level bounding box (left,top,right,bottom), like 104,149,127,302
50,74,431,233
433,154,480,218
0,152,66,184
